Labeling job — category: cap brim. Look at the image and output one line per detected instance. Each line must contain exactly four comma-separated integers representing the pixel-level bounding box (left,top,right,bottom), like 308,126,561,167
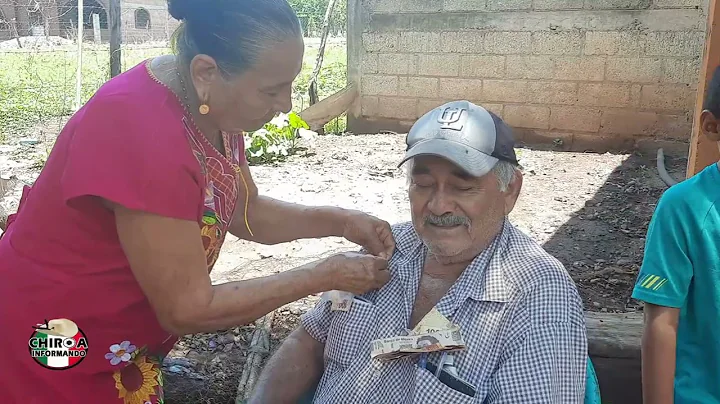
397,139,499,177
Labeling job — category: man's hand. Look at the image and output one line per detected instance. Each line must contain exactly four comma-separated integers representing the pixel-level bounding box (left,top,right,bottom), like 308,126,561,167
342,211,395,259
641,303,680,404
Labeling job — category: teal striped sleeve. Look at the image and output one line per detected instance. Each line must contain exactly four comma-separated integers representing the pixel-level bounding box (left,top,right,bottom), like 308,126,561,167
632,190,693,308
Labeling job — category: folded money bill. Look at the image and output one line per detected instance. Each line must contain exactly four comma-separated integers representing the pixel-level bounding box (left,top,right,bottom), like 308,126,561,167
324,290,355,312
370,327,466,361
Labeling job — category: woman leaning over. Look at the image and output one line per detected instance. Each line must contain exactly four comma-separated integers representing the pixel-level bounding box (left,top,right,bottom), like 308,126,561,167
0,0,392,402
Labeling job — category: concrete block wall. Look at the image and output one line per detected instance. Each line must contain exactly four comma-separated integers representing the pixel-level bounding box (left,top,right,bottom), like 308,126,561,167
347,0,708,153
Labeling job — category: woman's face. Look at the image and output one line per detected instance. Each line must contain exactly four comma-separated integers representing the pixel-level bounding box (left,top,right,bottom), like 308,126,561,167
190,35,305,133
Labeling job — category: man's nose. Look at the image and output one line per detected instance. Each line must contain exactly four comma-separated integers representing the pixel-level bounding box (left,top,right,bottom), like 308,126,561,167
427,189,454,216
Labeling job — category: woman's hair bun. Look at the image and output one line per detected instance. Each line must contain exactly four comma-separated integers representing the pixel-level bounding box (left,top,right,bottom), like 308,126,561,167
167,0,199,21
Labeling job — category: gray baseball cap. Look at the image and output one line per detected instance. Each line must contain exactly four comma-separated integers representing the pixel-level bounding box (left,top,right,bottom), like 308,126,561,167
398,100,518,177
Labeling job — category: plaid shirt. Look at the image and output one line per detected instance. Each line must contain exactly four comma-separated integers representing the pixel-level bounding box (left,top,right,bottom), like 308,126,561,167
301,219,588,403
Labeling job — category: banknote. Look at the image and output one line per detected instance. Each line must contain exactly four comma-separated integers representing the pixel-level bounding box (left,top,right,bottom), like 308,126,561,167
370,328,466,361
324,290,355,312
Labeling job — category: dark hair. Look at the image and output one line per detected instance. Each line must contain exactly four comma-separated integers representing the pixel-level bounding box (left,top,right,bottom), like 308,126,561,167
167,0,302,75
703,65,720,117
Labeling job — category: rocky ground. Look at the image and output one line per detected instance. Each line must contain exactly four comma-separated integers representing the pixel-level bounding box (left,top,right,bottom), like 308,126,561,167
0,129,687,403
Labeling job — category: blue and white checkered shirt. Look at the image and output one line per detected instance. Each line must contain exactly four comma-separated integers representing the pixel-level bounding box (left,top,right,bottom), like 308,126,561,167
301,219,588,403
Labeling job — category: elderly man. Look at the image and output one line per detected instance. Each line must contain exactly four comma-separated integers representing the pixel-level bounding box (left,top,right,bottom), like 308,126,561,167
249,101,588,403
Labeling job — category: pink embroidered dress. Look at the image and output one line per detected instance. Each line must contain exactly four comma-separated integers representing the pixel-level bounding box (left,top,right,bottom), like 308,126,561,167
0,59,244,403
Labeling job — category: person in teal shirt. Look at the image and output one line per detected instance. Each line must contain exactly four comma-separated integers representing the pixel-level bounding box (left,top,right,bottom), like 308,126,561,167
632,65,720,404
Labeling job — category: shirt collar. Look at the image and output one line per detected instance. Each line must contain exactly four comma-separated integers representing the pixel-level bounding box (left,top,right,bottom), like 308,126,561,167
393,219,511,304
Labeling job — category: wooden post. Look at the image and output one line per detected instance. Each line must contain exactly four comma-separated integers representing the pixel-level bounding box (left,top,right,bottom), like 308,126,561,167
74,0,84,111
92,13,101,44
108,0,122,78
687,0,720,178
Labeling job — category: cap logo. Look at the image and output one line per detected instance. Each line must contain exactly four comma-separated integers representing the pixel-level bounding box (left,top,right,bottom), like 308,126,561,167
437,107,465,131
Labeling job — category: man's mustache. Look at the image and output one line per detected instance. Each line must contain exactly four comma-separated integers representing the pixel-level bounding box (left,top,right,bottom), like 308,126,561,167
424,213,470,227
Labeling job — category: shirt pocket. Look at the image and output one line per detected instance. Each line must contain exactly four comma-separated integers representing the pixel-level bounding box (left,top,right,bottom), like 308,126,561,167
414,366,475,404
324,299,377,367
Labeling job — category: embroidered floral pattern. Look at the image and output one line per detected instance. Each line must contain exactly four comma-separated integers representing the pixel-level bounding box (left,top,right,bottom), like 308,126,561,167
105,341,137,366
112,345,165,404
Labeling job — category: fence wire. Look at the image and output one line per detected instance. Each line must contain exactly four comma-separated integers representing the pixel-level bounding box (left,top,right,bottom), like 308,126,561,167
1,0,348,145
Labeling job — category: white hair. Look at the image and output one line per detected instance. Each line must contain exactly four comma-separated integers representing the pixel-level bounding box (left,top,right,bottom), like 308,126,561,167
405,158,519,192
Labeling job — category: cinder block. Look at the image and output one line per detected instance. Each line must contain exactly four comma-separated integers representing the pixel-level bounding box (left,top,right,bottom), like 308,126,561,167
364,0,400,13
506,56,554,79
653,113,693,140
572,133,636,153
363,33,399,52
645,31,705,58
398,77,440,98
533,0,584,10
600,110,658,135
488,0,532,10
400,32,442,53
504,105,551,129
362,53,379,74
438,78,484,99
653,0,703,8
378,53,417,75
554,56,606,81
362,75,398,96
584,31,645,56
482,80,528,103
361,96,380,117
485,32,532,55
396,0,442,12
443,0,487,11
377,97,419,120
479,103,505,117
460,55,506,78
606,58,663,83
585,0,651,9
550,106,602,132
531,31,584,55
418,54,461,76
640,84,696,110
527,81,578,105
417,99,451,117
578,83,632,107
630,84,642,107
441,31,484,53
662,58,701,84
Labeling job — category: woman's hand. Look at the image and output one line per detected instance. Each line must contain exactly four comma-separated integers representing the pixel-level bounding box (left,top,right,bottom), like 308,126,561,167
321,252,390,295
341,211,396,259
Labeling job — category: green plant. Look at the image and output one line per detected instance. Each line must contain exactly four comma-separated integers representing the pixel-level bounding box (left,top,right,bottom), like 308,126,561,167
244,112,310,165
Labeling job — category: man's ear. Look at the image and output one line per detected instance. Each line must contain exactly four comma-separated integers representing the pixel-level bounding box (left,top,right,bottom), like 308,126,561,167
700,110,720,142
503,170,523,215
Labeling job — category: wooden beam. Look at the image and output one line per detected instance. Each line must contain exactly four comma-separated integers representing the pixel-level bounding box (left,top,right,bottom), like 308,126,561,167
108,0,121,78
299,83,358,131
687,0,720,178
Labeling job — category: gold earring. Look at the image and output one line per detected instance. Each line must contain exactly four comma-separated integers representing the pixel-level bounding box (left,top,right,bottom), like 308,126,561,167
199,104,210,115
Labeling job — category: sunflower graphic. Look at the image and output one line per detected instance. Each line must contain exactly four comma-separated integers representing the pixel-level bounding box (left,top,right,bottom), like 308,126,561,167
113,355,161,404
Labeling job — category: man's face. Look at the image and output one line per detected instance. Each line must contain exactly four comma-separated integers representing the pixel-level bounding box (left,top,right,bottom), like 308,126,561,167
408,155,521,259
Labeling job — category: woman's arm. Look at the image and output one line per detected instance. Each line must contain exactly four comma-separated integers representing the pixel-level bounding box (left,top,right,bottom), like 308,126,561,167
641,303,679,404
229,164,395,258
113,202,389,335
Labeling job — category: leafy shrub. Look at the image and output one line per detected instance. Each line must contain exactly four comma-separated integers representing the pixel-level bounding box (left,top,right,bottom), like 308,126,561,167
244,112,310,165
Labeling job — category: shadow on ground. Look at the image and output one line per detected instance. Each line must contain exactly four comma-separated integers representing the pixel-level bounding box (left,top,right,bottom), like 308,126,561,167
536,147,688,313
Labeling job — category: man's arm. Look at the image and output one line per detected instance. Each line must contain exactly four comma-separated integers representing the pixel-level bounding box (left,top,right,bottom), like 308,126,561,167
641,304,680,404
228,164,347,244
249,326,325,403
485,318,588,403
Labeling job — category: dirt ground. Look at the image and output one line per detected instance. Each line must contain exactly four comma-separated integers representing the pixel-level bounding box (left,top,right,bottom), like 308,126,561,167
0,130,687,403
